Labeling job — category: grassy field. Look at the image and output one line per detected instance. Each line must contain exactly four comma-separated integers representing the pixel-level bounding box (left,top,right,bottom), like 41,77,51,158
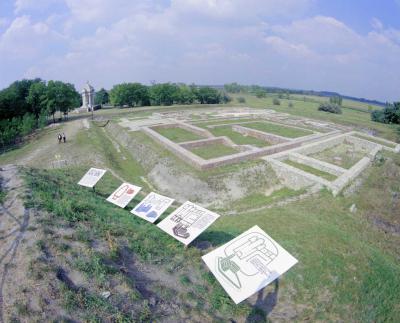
1,95,400,321
19,150,400,321
284,159,338,181
241,121,313,138
189,143,238,159
153,127,204,143
206,125,269,147
230,94,399,142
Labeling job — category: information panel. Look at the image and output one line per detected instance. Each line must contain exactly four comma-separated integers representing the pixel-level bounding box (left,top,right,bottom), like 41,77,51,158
78,168,107,188
157,201,220,245
131,192,174,223
202,225,298,304
106,182,142,208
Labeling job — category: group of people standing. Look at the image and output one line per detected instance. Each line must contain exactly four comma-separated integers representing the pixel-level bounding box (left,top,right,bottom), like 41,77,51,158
57,133,66,143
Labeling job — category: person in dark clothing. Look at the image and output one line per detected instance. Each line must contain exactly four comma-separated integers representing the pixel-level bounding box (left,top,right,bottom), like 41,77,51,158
62,133,66,143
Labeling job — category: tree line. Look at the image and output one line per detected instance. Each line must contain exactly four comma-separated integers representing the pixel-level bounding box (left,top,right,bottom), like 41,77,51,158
0,79,80,148
107,83,230,107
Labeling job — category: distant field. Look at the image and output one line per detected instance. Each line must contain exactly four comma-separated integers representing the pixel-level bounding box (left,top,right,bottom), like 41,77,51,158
242,121,312,138
153,127,204,142
230,93,399,142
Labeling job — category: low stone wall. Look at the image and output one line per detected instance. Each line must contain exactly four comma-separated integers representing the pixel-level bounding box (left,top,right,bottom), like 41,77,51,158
331,157,372,196
268,158,327,190
232,125,290,145
142,126,205,168
345,135,378,151
288,153,346,176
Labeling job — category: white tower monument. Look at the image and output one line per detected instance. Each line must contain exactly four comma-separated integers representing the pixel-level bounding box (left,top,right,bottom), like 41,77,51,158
81,81,95,112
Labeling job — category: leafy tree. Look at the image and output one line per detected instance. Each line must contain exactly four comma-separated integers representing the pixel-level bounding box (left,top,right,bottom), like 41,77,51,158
26,81,47,118
196,86,221,104
110,83,149,107
175,84,196,104
371,102,400,124
329,96,342,105
95,88,109,105
150,83,180,106
20,113,36,136
46,81,80,122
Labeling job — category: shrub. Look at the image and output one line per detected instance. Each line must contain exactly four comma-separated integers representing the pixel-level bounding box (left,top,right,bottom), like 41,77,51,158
288,101,294,108
318,103,342,114
371,102,400,124
273,98,280,106
237,97,246,103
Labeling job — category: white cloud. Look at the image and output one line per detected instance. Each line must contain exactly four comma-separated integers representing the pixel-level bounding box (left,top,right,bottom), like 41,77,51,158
14,0,61,13
1,1,399,101
371,17,383,30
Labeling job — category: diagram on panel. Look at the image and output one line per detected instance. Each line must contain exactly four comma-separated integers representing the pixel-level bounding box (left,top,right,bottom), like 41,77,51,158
132,192,174,223
157,201,220,245
217,232,279,289
170,203,207,239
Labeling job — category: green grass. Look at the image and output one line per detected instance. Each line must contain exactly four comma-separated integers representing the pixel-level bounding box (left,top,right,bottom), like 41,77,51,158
153,127,204,142
207,125,269,147
194,118,256,128
23,150,400,321
189,143,238,159
309,143,367,169
229,93,400,142
223,188,306,212
242,121,313,138
24,167,252,320
284,159,338,181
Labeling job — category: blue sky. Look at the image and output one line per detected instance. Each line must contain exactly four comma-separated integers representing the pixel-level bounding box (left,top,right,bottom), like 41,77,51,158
0,0,399,101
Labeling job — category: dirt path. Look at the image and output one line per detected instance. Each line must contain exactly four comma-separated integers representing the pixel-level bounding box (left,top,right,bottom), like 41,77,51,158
16,119,86,168
0,165,31,322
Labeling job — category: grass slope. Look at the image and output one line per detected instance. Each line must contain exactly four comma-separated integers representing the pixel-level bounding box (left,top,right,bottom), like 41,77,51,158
22,151,400,321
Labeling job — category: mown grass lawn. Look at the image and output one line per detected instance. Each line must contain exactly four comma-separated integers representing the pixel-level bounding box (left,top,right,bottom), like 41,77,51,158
208,125,269,147
189,143,238,159
242,121,313,138
153,127,204,142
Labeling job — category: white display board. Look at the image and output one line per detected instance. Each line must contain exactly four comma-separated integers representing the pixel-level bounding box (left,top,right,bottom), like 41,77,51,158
78,168,107,188
202,225,298,304
157,201,220,245
131,192,174,223
106,182,142,208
